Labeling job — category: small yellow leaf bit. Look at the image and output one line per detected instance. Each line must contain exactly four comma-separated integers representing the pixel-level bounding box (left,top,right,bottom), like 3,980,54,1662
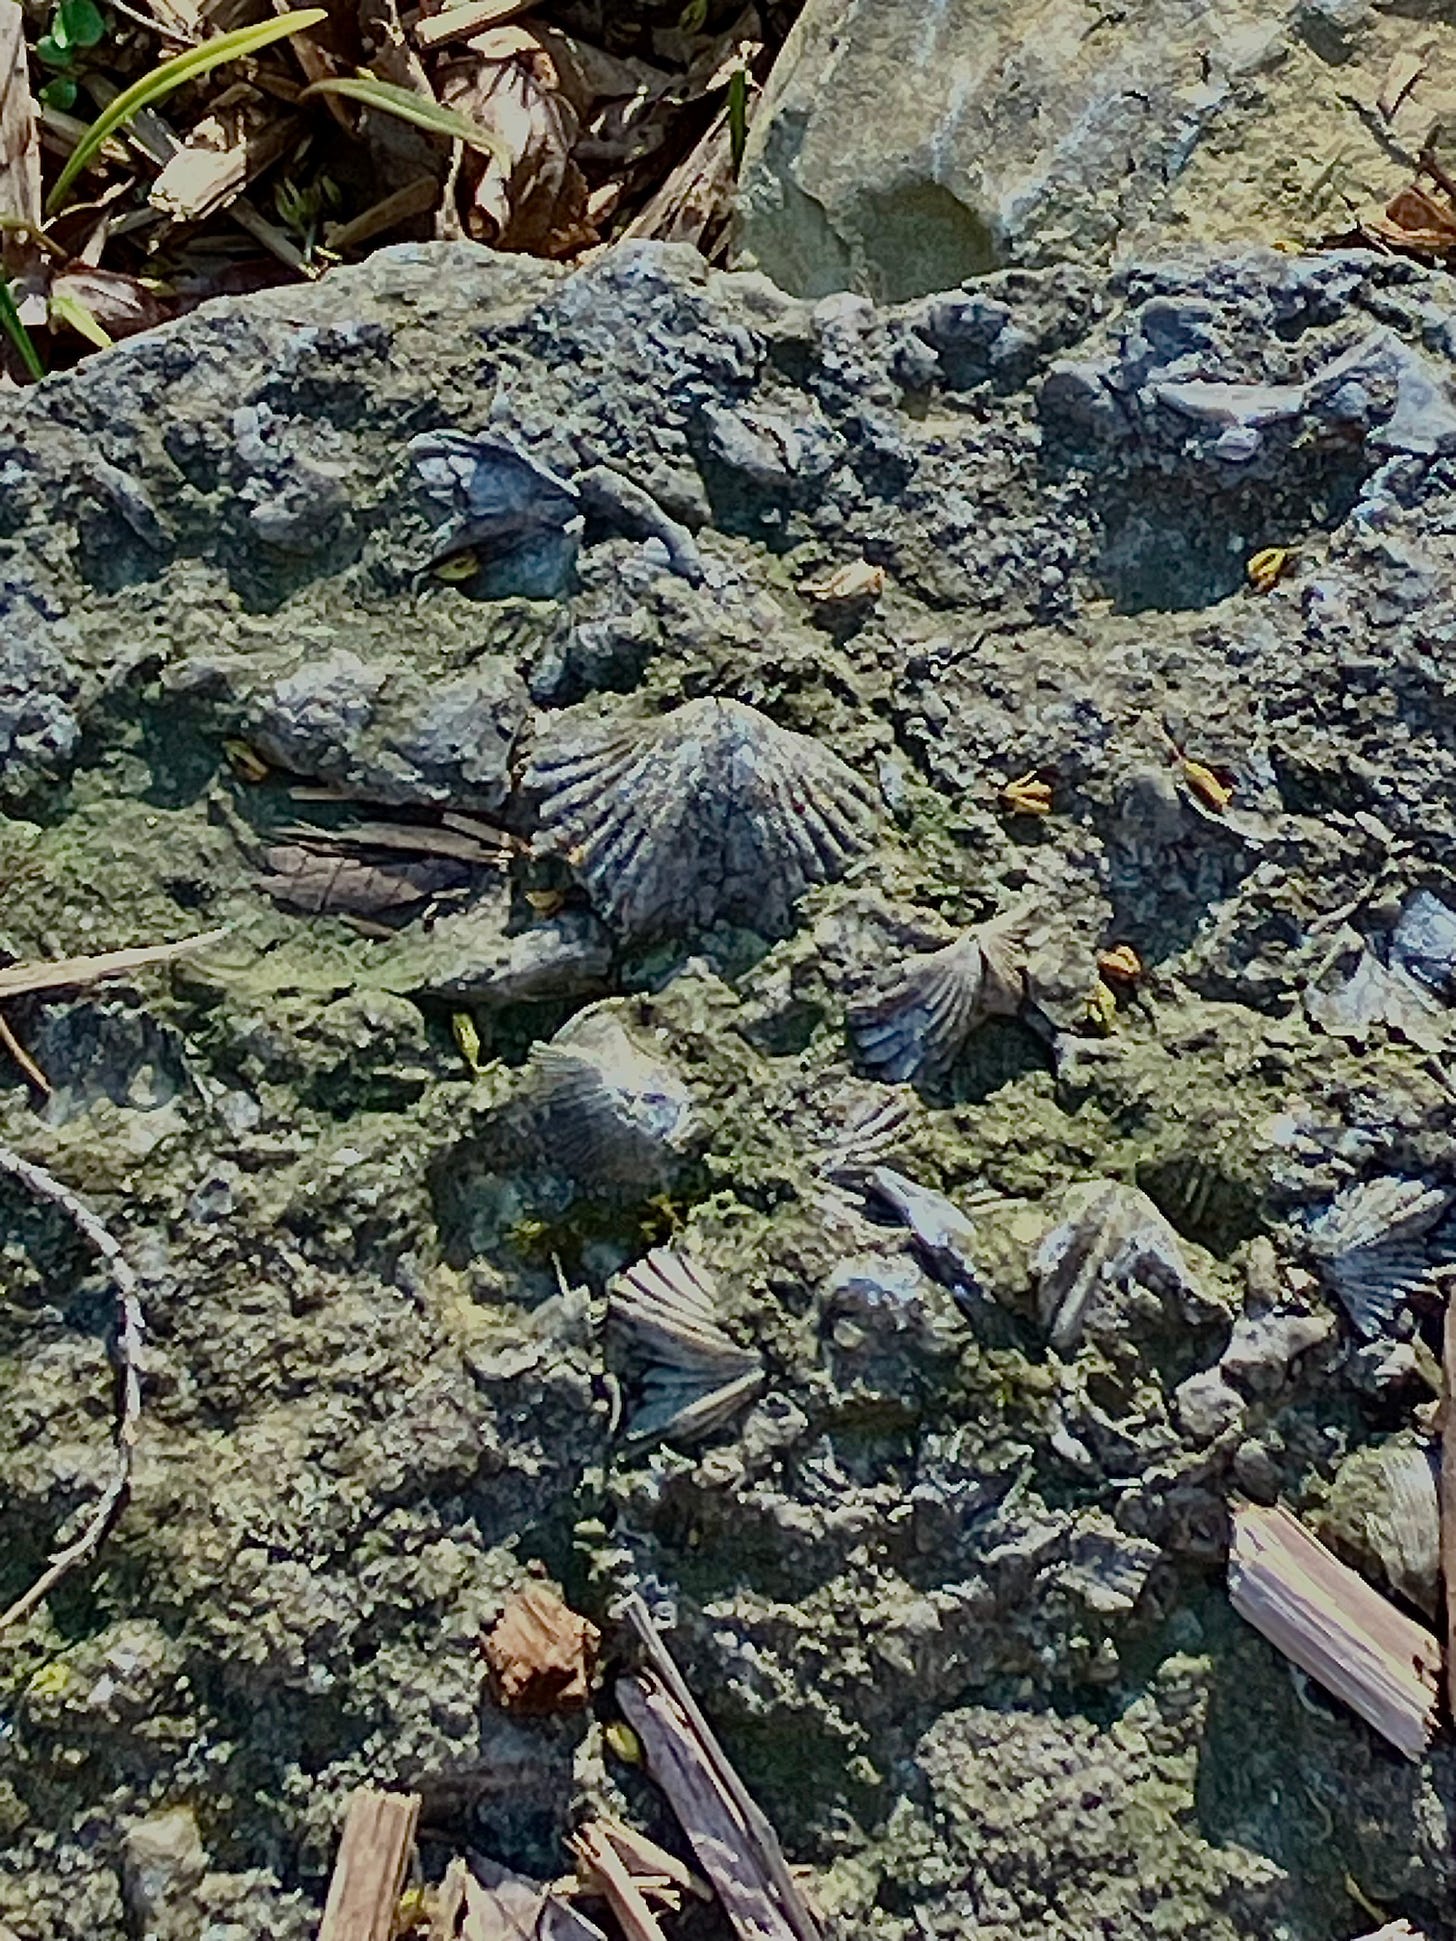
1180,758,1233,814
1247,546,1291,594
1084,979,1119,1035
451,1010,484,1075
999,771,1054,817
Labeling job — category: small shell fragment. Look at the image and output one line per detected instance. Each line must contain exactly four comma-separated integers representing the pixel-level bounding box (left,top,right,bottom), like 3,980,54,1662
1306,1176,1450,1338
849,914,1026,1086
608,1247,764,1447
801,558,886,602
1320,1436,1440,1616
1227,1502,1440,1761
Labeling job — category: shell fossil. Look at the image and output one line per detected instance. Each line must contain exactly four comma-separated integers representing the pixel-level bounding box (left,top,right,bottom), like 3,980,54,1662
1034,1181,1206,1352
525,698,877,941
849,913,1027,1086
517,1003,695,1191
410,429,582,595
1320,1435,1440,1616
1306,1176,1451,1338
608,1247,764,1446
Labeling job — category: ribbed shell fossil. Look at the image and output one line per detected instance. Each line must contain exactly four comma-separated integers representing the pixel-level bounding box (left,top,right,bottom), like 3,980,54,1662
1307,1176,1451,1338
519,1004,694,1191
525,698,876,941
849,914,1027,1085
608,1247,764,1446
1321,1436,1440,1617
1034,1181,1205,1352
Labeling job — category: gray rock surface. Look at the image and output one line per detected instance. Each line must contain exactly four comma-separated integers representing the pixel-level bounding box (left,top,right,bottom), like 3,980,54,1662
736,0,1456,299
3,237,1456,1939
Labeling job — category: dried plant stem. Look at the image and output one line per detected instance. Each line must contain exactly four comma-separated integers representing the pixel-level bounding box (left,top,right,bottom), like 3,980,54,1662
0,1009,52,1095
0,1145,143,1636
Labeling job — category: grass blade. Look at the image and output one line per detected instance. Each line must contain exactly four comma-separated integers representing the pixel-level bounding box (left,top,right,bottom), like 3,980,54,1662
301,75,508,165
45,8,328,214
0,276,45,381
48,287,113,348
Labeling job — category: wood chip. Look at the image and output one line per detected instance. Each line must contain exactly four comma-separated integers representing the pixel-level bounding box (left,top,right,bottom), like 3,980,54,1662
429,1856,470,1941
414,0,537,51
616,1597,821,1941
1227,1501,1440,1760
482,1583,599,1712
317,1788,421,1941
0,928,228,1002
150,99,302,221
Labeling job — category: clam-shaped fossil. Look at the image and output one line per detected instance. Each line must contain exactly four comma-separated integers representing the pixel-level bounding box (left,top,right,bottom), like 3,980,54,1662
1389,889,1456,1001
1034,1181,1205,1352
525,698,876,941
1307,1176,1451,1338
608,1247,764,1446
518,1003,695,1192
1321,1436,1440,1617
849,914,1027,1086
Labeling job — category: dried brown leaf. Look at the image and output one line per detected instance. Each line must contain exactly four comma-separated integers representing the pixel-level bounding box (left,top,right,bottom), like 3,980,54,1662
259,844,471,915
437,25,594,254
461,1860,607,1941
48,264,168,338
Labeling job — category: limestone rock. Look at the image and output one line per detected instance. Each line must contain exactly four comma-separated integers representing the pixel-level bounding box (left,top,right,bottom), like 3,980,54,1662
736,0,1456,299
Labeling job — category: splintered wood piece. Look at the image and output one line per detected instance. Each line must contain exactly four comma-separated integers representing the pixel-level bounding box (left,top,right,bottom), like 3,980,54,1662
317,1788,420,1941
482,1584,600,1713
591,1817,706,1901
413,0,536,48
428,1856,469,1941
567,1824,669,1941
461,1858,607,1941
1443,1288,1456,1718
1228,1503,1440,1760
0,929,229,1001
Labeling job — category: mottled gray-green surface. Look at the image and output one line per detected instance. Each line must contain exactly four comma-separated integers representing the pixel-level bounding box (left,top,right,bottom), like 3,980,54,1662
2,239,1455,1939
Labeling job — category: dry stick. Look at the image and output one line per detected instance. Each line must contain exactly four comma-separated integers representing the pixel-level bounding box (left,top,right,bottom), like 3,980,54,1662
0,1146,143,1635
623,1595,820,1941
0,1009,52,1095
0,927,228,1002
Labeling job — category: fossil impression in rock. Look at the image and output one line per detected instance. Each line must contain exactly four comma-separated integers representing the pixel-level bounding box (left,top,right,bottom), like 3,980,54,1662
525,698,876,941
1034,1181,1204,1352
849,915,1027,1085
1306,1176,1450,1338
519,1004,694,1191
410,429,582,577
608,1247,764,1447
1321,1436,1441,1617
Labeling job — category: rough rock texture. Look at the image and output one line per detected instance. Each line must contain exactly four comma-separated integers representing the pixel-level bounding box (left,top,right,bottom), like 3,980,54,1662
3,238,1456,1939
735,0,1456,300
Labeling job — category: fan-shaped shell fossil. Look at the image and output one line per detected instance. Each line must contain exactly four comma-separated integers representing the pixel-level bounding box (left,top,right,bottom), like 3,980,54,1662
849,914,1027,1085
608,1247,764,1446
1307,1176,1450,1338
1321,1436,1440,1616
518,1004,694,1191
525,698,876,941
1034,1181,1205,1352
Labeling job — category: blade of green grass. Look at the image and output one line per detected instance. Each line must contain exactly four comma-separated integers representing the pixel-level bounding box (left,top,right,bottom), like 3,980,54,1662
49,288,113,349
300,75,508,165
0,277,45,382
45,8,328,214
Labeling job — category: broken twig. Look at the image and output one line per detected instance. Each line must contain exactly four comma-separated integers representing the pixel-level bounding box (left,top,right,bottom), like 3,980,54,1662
617,1596,820,1941
0,1146,144,1634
